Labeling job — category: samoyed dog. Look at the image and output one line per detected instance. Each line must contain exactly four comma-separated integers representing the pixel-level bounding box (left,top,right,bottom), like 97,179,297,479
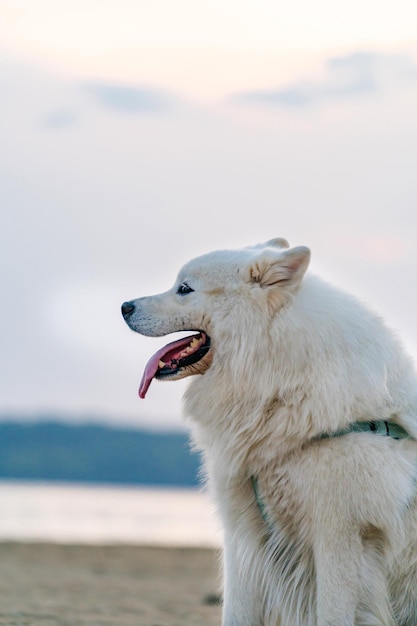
122,238,417,626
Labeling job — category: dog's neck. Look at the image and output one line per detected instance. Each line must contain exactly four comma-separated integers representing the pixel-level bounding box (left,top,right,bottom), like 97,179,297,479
251,419,412,531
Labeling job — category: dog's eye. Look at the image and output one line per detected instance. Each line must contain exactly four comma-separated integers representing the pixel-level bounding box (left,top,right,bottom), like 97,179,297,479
177,282,194,295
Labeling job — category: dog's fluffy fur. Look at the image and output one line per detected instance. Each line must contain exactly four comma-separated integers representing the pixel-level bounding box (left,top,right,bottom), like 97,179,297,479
123,239,417,626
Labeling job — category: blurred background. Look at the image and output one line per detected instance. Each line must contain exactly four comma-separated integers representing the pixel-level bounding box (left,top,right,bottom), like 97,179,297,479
1,0,417,545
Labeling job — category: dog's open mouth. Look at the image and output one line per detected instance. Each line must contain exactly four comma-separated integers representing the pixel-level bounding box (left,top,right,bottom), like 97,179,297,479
139,332,211,398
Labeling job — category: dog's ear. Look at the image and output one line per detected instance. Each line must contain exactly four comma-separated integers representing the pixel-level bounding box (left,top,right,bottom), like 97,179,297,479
250,238,290,250
263,238,290,249
250,246,311,288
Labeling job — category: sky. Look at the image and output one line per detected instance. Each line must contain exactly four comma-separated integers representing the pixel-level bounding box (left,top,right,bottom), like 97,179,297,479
1,0,417,430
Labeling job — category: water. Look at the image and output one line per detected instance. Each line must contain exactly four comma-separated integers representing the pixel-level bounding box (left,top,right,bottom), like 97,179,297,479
0,481,222,547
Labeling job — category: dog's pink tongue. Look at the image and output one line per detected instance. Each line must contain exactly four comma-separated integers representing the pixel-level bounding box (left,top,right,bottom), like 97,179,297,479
139,335,197,399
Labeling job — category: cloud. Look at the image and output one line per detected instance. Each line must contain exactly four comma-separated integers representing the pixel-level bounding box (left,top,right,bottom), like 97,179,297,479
43,110,78,129
232,51,417,108
83,82,174,113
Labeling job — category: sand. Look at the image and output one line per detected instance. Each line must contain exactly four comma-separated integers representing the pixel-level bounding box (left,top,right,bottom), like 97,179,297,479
0,543,222,626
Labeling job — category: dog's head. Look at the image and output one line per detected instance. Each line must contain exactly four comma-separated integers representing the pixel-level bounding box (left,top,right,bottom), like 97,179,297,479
122,238,310,398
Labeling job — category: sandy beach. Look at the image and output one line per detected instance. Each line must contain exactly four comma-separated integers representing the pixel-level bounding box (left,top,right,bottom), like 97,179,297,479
0,543,222,626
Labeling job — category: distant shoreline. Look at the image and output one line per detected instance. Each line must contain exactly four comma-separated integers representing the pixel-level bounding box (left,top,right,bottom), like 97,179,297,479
0,420,202,487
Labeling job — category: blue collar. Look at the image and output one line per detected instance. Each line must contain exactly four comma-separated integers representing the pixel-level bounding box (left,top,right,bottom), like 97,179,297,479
318,419,410,441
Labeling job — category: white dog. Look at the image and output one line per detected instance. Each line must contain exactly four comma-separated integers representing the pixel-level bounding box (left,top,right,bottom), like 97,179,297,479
122,238,417,626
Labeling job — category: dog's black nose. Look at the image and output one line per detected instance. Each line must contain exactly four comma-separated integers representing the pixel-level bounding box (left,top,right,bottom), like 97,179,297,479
121,301,135,319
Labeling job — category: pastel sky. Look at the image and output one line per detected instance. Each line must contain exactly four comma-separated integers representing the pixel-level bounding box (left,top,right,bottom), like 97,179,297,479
1,0,417,429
